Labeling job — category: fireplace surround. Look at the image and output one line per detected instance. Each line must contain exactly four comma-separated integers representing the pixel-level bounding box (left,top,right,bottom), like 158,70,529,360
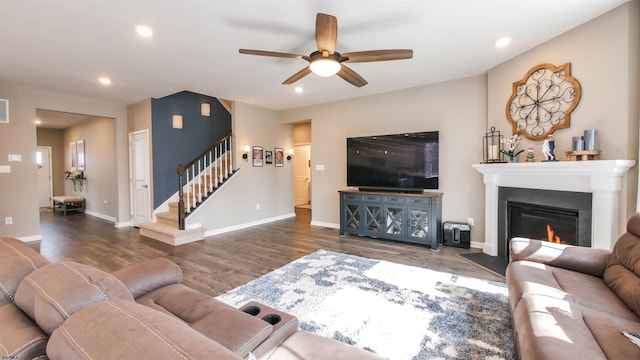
498,187,592,259
473,160,635,256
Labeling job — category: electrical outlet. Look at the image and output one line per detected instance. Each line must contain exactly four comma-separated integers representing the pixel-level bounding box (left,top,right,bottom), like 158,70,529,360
467,217,474,226
256,203,260,210
4,217,12,225
104,200,109,206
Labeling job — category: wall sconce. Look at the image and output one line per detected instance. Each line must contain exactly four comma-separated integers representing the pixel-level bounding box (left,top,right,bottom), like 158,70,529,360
172,115,183,129
242,145,250,161
201,103,210,116
286,148,294,161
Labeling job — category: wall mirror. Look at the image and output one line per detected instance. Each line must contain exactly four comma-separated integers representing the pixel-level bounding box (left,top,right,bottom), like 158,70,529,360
70,142,77,169
76,139,85,171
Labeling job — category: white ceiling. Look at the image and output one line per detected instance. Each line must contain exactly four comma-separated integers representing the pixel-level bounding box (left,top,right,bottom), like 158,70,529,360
0,0,630,112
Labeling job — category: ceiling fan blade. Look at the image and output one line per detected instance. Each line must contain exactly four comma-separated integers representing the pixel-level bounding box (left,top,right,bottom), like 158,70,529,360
337,65,368,87
239,49,305,59
283,66,312,85
342,50,413,63
316,13,337,54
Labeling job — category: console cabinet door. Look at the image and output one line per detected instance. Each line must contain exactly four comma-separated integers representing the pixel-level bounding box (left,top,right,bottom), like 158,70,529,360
382,196,405,240
406,197,433,246
341,193,363,235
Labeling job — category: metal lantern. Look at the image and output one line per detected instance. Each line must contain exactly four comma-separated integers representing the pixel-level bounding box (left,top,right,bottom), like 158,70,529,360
483,126,504,163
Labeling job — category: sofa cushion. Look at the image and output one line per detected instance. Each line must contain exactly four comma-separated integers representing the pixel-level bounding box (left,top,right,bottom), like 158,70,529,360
46,299,241,360
112,258,183,299
14,261,134,335
267,330,384,360
582,307,640,359
508,260,639,322
0,237,49,306
509,237,610,277
512,294,607,360
0,303,48,360
604,231,640,317
506,260,572,312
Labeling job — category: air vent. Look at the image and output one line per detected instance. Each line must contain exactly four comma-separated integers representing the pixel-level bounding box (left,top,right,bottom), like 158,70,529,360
0,99,8,123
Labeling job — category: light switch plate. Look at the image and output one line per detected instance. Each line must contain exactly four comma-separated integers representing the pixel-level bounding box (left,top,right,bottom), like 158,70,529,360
8,154,21,162
0,165,10,173
315,164,325,171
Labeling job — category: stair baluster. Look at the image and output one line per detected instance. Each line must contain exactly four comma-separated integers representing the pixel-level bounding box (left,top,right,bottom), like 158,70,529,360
175,132,237,230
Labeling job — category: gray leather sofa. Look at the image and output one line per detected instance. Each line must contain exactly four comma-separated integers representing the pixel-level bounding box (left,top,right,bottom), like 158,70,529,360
506,213,640,359
0,237,382,360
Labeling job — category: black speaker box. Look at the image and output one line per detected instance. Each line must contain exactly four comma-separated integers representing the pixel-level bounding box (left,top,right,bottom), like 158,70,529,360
442,222,471,248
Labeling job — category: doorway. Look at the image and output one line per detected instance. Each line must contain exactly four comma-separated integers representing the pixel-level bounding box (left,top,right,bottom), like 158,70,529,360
293,145,311,208
129,130,152,227
36,146,53,208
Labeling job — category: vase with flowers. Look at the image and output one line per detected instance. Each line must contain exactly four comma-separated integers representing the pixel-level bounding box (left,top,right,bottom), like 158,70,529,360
500,134,525,163
65,168,84,191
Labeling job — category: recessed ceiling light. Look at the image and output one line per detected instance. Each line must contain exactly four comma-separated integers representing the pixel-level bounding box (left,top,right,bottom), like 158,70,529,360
294,86,304,94
495,37,512,48
98,77,111,85
34,119,41,125
136,25,153,37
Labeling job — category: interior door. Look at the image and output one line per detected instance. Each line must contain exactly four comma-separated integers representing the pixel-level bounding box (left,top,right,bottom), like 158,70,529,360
294,145,311,206
129,130,151,227
36,146,53,208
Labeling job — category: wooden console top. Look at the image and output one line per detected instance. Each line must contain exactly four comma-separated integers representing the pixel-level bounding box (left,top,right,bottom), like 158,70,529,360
339,189,443,198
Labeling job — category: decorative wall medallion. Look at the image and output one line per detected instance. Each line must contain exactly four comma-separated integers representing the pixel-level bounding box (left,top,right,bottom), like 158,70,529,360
506,63,581,141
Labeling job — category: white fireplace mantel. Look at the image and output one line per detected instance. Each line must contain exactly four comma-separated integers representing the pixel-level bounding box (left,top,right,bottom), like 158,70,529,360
472,160,635,256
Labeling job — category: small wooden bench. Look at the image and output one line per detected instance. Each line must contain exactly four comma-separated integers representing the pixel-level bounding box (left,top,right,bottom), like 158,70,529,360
52,196,85,215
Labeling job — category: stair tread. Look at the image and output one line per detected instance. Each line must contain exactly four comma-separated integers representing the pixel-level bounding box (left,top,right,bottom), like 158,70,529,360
139,222,203,236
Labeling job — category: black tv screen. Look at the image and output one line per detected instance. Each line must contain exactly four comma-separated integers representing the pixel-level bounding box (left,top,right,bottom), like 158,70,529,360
347,131,439,191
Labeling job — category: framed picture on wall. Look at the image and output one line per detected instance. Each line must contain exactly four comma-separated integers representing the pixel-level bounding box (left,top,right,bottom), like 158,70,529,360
253,146,264,167
265,150,273,164
274,148,284,167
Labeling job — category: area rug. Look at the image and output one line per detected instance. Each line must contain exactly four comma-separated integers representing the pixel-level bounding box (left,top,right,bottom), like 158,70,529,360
216,250,515,360
458,252,508,277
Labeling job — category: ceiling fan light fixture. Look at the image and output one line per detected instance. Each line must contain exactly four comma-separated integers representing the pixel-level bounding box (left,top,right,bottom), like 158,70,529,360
310,58,341,77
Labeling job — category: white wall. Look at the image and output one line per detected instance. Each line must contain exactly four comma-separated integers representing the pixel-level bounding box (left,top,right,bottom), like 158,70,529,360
280,76,488,240
278,1,640,248
187,101,295,232
0,83,129,239
64,117,118,220
487,2,639,232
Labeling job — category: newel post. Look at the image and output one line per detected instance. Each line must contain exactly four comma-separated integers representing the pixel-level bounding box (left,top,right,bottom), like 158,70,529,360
177,164,185,230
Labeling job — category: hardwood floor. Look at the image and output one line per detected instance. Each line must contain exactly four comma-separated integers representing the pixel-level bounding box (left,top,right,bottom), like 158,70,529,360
37,208,503,297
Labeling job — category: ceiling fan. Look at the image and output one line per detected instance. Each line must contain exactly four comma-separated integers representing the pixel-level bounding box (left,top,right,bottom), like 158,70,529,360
239,13,413,87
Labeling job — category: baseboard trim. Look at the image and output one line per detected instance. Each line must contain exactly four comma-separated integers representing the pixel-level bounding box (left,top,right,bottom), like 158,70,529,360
85,210,116,223
17,235,42,242
204,213,295,237
115,221,131,228
310,221,339,229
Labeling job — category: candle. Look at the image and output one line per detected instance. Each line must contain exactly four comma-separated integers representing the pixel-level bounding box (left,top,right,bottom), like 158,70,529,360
489,145,499,160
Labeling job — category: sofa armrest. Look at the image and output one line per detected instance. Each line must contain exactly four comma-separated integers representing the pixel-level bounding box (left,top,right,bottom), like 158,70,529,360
509,237,611,278
112,258,183,299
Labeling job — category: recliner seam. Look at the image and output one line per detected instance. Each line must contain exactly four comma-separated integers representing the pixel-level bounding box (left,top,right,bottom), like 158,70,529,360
23,276,70,318
106,300,190,360
58,324,94,360
0,240,40,271
61,262,111,300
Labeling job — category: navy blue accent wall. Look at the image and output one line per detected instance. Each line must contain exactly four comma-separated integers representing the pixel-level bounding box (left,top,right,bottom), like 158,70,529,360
151,91,232,208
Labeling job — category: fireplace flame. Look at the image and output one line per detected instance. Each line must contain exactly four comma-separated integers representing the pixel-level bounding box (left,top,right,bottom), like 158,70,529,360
546,224,561,244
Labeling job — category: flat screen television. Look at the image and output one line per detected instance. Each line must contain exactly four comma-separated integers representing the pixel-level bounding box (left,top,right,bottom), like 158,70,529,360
346,131,439,192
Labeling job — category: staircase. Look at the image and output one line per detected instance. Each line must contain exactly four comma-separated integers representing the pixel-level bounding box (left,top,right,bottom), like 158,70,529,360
139,133,238,245
139,202,206,245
